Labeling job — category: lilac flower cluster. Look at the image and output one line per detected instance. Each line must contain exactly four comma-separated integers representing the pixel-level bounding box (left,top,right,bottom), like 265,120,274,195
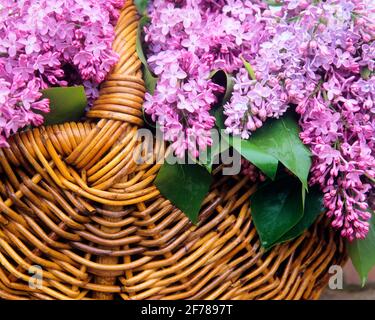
143,0,270,157
225,0,375,240
224,68,288,139
0,0,124,147
145,0,374,240
294,1,375,240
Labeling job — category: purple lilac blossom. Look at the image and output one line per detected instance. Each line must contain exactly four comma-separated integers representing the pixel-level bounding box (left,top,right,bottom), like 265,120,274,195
143,0,270,158
225,0,375,240
146,0,374,240
292,0,374,241
0,0,124,147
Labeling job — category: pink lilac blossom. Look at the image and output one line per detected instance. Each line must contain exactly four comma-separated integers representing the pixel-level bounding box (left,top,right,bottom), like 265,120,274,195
225,0,375,240
146,0,374,240
289,0,374,241
0,0,124,147
144,0,270,157
224,68,289,139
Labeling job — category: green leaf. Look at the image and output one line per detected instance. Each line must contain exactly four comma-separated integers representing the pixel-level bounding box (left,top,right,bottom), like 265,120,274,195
136,16,150,66
214,111,310,183
41,86,87,126
214,105,225,129
241,57,256,80
134,0,149,15
194,70,234,173
136,15,157,94
251,177,304,249
143,66,158,95
197,139,230,173
232,136,279,180
154,162,212,223
198,145,217,173
214,107,279,180
192,70,234,173
242,113,311,189
348,213,375,286
269,113,311,189
278,187,323,243
210,70,235,105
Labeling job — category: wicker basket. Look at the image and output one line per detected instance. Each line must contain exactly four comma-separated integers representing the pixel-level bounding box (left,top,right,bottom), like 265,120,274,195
0,1,346,300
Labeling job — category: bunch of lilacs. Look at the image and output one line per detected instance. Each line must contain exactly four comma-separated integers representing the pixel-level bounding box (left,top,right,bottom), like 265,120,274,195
0,0,124,147
224,68,288,139
143,0,271,158
225,0,375,240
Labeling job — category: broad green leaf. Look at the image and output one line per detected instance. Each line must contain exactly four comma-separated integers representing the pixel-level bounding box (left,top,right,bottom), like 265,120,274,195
41,86,87,126
143,66,158,95
197,139,230,173
231,136,279,180
213,100,310,185
136,16,150,66
154,162,212,223
251,177,304,249
134,0,149,15
210,70,235,105
214,105,226,129
198,144,218,173
278,187,323,243
348,212,375,286
194,70,234,173
136,16,157,94
214,107,279,180
244,113,311,189
241,57,256,80
302,185,306,209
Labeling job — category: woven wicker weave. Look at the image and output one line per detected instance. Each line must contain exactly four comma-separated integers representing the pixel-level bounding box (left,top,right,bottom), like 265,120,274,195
0,1,346,300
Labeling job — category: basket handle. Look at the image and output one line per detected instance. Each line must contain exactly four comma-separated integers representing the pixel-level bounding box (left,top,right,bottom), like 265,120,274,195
85,0,145,127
